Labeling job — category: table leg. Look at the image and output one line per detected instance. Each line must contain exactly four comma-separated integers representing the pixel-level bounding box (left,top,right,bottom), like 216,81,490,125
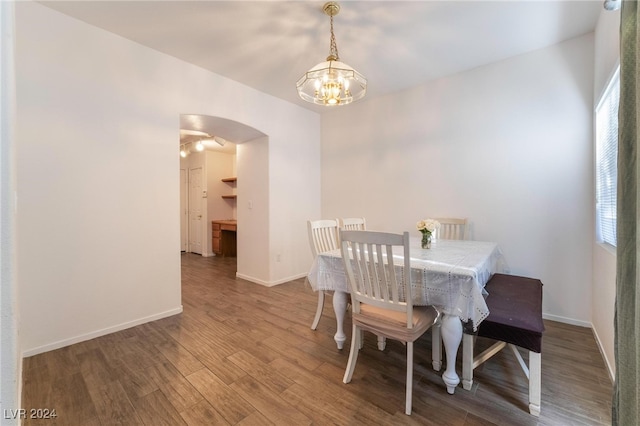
440,313,462,394
332,290,348,349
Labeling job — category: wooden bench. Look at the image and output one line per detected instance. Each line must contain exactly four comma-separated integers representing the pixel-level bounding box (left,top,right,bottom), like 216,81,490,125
462,273,544,416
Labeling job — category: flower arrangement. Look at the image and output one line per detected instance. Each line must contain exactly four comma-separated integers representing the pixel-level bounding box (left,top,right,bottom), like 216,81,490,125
416,219,440,249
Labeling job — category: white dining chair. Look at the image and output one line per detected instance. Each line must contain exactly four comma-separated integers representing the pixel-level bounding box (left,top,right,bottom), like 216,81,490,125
338,217,367,231
433,217,468,240
307,219,340,330
431,217,468,371
340,230,439,415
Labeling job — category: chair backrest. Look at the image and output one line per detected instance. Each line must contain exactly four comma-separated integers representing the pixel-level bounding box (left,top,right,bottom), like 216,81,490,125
339,217,367,231
434,218,468,240
307,219,340,257
340,230,414,327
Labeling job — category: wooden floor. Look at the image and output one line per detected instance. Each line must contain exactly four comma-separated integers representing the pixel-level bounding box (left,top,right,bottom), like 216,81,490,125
21,253,613,425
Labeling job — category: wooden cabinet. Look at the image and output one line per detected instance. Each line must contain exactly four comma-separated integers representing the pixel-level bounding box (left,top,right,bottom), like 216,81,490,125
221,177,237,199
212,220,237,257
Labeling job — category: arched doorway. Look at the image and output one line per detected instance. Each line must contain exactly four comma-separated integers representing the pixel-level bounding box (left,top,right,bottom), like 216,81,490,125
179,114,267,272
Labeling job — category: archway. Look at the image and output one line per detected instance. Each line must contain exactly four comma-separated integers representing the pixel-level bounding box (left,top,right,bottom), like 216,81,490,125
179,114,267,273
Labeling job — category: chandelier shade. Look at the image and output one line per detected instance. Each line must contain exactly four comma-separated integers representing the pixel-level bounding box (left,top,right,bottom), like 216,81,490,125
296,2,367,106
296,59,367,106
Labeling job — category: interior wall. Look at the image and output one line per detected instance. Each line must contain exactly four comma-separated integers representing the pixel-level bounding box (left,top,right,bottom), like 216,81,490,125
322,34,595,326
15,2,320,355
592,7,620,379
236,137,270,284
1,1,21,421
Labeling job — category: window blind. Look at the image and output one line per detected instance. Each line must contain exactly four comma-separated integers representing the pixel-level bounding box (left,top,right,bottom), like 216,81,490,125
595,69,619,248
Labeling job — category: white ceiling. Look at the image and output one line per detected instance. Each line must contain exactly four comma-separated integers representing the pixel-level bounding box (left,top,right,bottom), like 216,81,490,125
39,0,603,139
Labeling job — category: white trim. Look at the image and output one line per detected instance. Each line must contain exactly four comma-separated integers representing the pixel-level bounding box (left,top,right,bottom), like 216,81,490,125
22,306,183,357
542,313,591,328
592,322,615,382
235,272,307,287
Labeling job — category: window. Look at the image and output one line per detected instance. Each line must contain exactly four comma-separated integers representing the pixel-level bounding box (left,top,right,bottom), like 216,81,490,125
595,67,619,247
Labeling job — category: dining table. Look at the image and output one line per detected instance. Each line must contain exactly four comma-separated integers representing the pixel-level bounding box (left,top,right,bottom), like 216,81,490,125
307,237,508,394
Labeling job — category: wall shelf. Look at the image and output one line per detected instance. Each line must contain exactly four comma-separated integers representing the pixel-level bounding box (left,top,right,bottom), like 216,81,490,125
222,177,237,199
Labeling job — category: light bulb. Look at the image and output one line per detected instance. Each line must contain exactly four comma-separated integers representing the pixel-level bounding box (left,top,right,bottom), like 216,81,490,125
195,141,204,152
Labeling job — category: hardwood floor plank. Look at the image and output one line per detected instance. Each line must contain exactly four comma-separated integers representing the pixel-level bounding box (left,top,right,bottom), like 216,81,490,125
229,375,312,425
260,335,325,371
280,383,360,425
88,380,144,425
154,339,205,376
185,368,255,424
24,372,98,426
226,350,294,395
179,400,232,426
234,411,276,426
131,389,188,426
186,344,248,385
146,360,205,413
113,362,159,400
76,348,121,391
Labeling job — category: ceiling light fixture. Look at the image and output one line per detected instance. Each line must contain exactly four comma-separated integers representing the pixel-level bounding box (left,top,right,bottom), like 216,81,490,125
296,2,367,106
180,145,188,158
195,140,204,152
213,136,226,147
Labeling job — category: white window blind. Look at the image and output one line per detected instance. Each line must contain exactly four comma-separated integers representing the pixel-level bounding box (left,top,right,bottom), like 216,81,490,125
595,68,619,247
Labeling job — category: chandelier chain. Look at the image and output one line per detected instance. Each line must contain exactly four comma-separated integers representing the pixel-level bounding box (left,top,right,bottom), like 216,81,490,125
329,14,340,61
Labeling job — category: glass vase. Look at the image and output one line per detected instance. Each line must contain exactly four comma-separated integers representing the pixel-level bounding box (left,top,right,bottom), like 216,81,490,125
421,232,432,249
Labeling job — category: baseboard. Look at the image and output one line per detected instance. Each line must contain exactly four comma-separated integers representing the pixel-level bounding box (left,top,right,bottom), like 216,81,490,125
542,313,591,328
235,272,307,287
591,324,615,382
22,306,183,358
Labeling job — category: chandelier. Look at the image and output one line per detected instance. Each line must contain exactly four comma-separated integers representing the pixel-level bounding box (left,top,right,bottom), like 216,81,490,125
296,2,367,106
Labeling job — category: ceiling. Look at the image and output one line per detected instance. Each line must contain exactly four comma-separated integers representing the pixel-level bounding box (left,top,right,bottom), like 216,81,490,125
39,0,603,140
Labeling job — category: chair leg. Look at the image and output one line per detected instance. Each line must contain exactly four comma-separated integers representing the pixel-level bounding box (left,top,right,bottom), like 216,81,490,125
432,323,442,371
311,291,325,330
529,351,541,416
405,341,414,415
343,324,360,384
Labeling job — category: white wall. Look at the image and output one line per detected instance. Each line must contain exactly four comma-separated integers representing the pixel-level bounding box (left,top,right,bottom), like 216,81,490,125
592,8,620,379
15,2,320,355
322,34,595,325
1,1,21,423
236,137,270,284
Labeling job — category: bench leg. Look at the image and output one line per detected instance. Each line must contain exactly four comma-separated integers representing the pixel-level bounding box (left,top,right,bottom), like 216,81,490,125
529,351,541,416
432,323,442,371
462,333,474,390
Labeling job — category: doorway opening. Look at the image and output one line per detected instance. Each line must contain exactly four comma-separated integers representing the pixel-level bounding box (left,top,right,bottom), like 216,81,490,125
178,114,266,274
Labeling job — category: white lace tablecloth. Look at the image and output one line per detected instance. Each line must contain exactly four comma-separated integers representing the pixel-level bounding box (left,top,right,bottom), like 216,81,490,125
307,238,508,329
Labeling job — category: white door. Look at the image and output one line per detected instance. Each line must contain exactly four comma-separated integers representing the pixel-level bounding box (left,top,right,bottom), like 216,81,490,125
180,168,188,252
188,167,203,254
